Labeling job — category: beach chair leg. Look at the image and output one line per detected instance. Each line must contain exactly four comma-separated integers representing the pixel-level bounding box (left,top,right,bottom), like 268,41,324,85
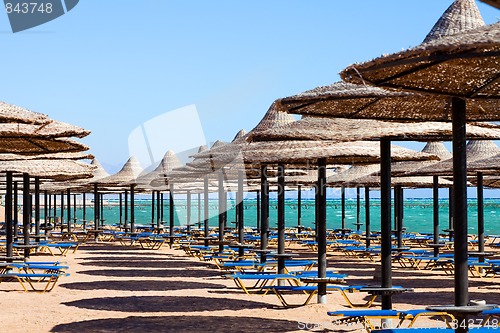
339,290,377,308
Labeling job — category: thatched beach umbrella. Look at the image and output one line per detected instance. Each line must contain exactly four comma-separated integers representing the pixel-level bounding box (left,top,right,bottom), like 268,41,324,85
63,158,110,229
132,151,183,230
339,17,500,323
405,140,500,177
97,156,143,232
194,135,440,302
0,101,92,259
250,113,500,142
406,140,500,259
327,164,381,240
275,1,498,313
188,103,296,251
0,101,51,124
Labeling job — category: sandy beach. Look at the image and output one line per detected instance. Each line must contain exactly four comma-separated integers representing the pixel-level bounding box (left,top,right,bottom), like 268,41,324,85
1,238,499,333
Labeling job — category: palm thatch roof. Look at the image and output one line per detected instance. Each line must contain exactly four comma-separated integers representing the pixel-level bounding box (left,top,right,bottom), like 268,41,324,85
197,145,209,153
349,174,454,188
0,152,93,161
389,141,452,176
97,156,143,185
192,101,295,159
0,159,94,181
473,175,500,188
467,152,500,174
0,101,50,124
133,150,183,189
186,141,439,171
405,140,500,176
250,112,500,141
423,0,485,43
0,120,90,138
327,164,381,186
340,22,500,117
0,136,89,155
232,129,247,141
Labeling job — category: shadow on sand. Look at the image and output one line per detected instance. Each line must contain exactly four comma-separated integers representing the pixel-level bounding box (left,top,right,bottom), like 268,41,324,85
51,315,299,333
79,259,208,269
62,295,271,312
60,280,224,291
77,268,219,278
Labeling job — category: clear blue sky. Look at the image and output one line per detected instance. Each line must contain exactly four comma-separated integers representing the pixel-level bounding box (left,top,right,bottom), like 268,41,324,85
1,1,498,179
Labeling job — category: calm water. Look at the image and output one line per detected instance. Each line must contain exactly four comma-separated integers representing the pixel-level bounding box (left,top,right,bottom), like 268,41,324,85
44,198,500,235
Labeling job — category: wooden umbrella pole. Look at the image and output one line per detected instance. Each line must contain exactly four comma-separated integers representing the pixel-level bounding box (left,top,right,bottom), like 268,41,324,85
317,158,327,304
277,163,285,274
22,173,30,258
260,165,269,263
218,172,225,254
34,177,40,242
477,171,485,261
380,137,393,310
433,175,440,257
237,170,244,257
203,177,209,246
365,186,371,248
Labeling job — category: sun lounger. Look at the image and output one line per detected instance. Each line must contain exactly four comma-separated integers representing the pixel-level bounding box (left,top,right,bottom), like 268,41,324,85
263,284,369,307
38,242,80,256
227,269,347,295
329,309,454,332
0,263,69,292
227,272,301,295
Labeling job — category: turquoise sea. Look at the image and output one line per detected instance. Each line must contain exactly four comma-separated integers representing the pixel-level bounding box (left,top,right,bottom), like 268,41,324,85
46,198,500,235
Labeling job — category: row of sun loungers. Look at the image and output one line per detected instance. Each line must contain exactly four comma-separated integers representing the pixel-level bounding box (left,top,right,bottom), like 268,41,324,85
0,261,69,292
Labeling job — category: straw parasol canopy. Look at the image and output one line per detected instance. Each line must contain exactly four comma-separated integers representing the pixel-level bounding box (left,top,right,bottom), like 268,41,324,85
405,140,500,176
466,151,500,174
197,145,209,153
210,140,227,149
336,4,499,310
423,0,485,43
0,101,51,124
350,174,454,188
0,159,94,181
386,141,452,176
339,22,500,120
186,140,439,170
0,152,93,161
134,150,183,190
0,136,89,155
97,156,144,186
55,158,111,192
0,120,90,138
473,175,500,188
192,101,296,159
327,163,381,186
232,129,247,141
178,102,297,183
249,110,500,141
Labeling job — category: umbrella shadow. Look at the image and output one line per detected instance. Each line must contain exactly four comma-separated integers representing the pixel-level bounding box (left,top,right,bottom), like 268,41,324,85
78,268,219,279
60,280,225,292
80,255,171,261
62,295,271,312
50,315,299,333
79,260,207,269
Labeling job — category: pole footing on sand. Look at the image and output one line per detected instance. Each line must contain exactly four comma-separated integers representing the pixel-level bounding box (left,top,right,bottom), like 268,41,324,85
317,294,327,304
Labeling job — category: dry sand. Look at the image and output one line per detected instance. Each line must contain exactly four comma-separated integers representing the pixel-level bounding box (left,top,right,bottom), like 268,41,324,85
0,240,499,333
